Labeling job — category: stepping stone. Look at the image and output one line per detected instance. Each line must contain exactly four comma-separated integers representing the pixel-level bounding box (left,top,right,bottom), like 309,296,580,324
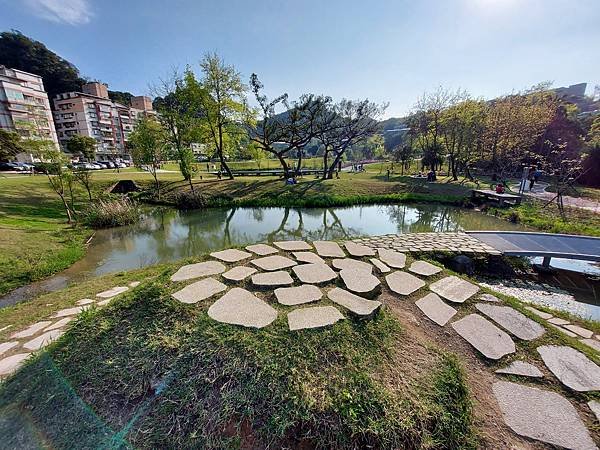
495,361,543,378
475,303,545,341
293,252,326,264
313,241,345,258
251,271,294,287
493,381,596,450
332,258,373,273
339,269,381,298
563,324,593,339
10,321,53,339
479,293,500,303
408,261,442,277
415,293,457,326
370,258,391,274
273,240,312,251
77,298,94,305
0,342,18,356
344,241,375,257
451,314,516,360
52,306,89,318
525,305,553,319
385,271,425,296
377,249,406,269
222,266,257,282
208,288,277,328
327,287,381,317
251,255,297,271
548,317,570,326
429,276,479,303
548,323,578,338
97,299,111,307
288,306,344,331
275,284,322,306
245,243,278,256
580,338,600,352
210,248,252,263
170,261,226,282
588,400,600,421
538,345,600,391
96,286,129,298
129,281,141,288
0,353,31,377
292,263,337,284
171,278,227,304
44,317,73,332
23,329,64,351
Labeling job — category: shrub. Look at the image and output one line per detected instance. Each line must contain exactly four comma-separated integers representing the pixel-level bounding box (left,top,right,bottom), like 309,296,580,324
80,197,141,228
174,191,207,210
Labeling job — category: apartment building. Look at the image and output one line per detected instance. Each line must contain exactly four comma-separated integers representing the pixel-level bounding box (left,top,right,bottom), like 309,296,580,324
53,82,154,161
0,65,59,160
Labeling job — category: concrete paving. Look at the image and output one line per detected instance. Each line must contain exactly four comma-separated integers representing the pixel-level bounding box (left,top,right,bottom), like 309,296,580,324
171,278,227,304
415,293,457,326
385,271,426,296
251,255,297,271
210,248,253,263
251,271,294,287
170,261,226,282
275,285,323,306
208,288,277,328
429,276,479,303
313,241,345,258
327,287,381,317
451,314,516,360
287,306,344,331
292,263,338,284
475,303,546,341
538,345,600,392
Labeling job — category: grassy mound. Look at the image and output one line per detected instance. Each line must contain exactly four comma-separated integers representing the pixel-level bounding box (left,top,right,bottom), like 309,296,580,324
0,275,476,449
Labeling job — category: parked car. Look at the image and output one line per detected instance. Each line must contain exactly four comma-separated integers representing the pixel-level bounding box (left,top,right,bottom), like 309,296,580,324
95,161,110,169
0,162,27,172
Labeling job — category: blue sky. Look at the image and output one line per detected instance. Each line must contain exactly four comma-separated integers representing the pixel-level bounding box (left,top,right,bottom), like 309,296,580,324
1,0,599,117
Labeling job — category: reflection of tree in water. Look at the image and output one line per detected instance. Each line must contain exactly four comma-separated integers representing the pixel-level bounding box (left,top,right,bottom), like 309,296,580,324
385,205,464,234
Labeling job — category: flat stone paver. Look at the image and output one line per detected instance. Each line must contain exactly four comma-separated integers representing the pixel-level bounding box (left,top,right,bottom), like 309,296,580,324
451,314,516,360
275,284,323,306
588,400,600,421
332,258,373,273
11,321,53,339
52,306,88,318
581,338,600,352
0,342,18,356
292,263,337,284
273,240,312,251
251,255,297,271
313,241,345,258
96,286,129,298
548,317,570,326
251,271,294,287
429,276,479,303
475,303,545,341
171,278,227,304
385,271,425,296
525,306,553,319
170,261,226,282
339,269,381,297
210,248,252,263
77,298,94,305
538,345,600,392
293,251,326,264
44,317,73,331
549,323,578,338
563,324,594,339
0,353,31,377
97,299,111,307
288,306,344,331
415,293,457,326
23,329,64,351
327,287,381,317
370,258,391,274
377,249,406,269
208,288,277,328
343,241,375,257
495,361,543,378
493,381,596,449
245,243,278,256
222,266,258,281
408,261,442,277
129,281,141,288
479,293,500,302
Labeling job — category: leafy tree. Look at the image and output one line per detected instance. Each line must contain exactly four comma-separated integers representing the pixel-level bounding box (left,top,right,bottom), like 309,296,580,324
392,144,415,175
0,129,24,161
0,30,85,100
129,117,167,198
65,135,97,160
243,142,268,169
108,90,134,105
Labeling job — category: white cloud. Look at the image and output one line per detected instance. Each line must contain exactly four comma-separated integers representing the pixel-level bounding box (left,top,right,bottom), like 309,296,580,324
23,0,93,25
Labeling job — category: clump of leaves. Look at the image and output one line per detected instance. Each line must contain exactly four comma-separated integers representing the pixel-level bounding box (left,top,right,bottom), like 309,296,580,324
80,197,141,228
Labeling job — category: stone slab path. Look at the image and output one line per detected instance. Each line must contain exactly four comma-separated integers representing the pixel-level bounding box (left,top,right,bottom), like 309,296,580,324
451,314,516,360
327,287,381,317
385,271,425,296
170,261,226,282
415,293,457,326
343,241,375,257
313,241,345,258
408,261,442,277
210,249,252,263
252,271,294,287
429,276,479,303
339,269,381,297
538,345,600,392
275,285,322,306
475,303,546,341
495,361,543,378
273,240,312,251
245,243,278,256
208,288,277,329
172,278,227,304
222,266,257,282
332,258,373,273
288,306,345,331
370,258,391,274
292,263,337,284
293,251,326,264
377,249,406,269
251,255,297,271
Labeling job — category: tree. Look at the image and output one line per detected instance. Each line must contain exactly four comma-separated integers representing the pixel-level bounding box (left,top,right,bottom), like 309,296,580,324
0,129,24,161
108,90,134,105
243,142,267,169
129,117,167,198
392,144,414,175
197,53,248,180
0,30,85,100
65,135,97,161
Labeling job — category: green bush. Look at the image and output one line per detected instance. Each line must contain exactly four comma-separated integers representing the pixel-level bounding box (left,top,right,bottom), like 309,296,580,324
80,197,141,228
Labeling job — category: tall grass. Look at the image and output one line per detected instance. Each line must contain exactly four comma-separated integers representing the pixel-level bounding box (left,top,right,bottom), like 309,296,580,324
80,197,141,229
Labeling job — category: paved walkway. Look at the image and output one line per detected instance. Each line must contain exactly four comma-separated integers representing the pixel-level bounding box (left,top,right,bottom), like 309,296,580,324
2,236,600,447
512,181,600,213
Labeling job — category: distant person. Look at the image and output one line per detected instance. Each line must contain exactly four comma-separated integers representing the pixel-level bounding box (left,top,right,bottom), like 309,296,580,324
495,183,505,194
529,167,542,190
386,169,390,180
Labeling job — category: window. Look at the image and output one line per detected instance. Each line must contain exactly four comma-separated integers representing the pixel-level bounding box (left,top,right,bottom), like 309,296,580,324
5,89,24,101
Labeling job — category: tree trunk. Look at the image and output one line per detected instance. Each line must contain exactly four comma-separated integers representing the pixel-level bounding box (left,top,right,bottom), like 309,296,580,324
327,152,344,179
276,153,290,178
152,169,161,199
296,149,303,177
59,193,73,224
322,151,329,180
450,156,458,181
189,177,195,194
86,185,92,202
217,123,234,180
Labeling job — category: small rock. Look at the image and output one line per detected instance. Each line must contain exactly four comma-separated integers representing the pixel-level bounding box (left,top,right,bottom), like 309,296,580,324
275,285,323,306
129,281,141,288
287,306,344,331
495,361,543,378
